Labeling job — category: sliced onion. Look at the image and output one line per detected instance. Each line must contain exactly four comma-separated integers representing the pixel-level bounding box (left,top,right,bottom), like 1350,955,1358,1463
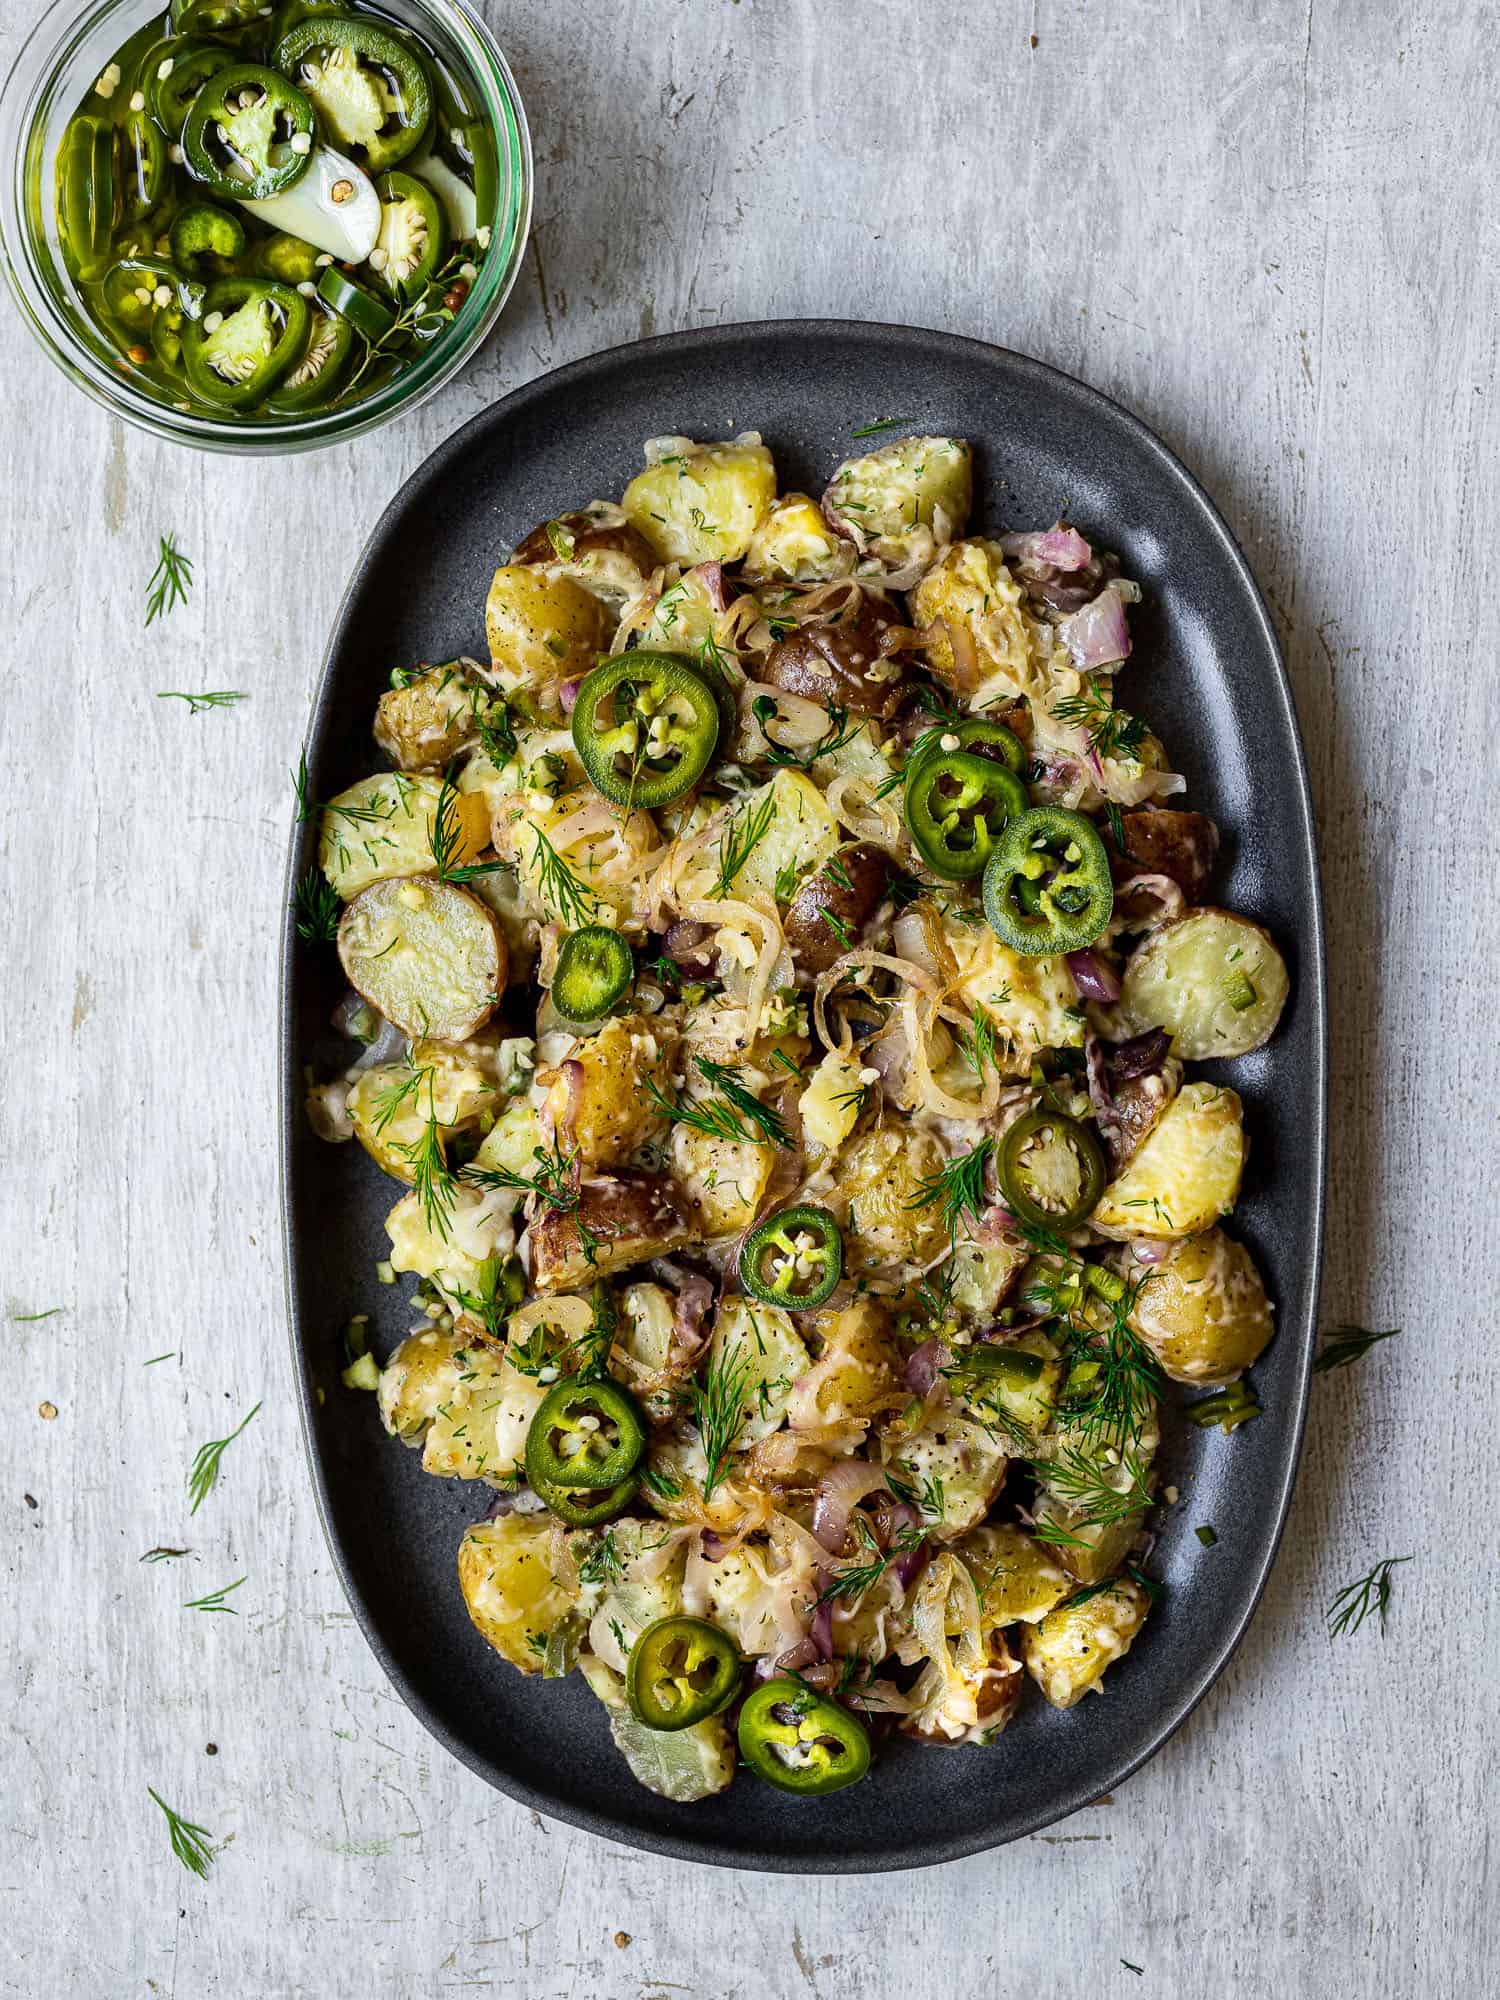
559,678,582,714
691,560,731,611
904,1339,946,1397
670,1271,714,1360
1111,1027,1171,1080
811,1460,890,1553
1066,949,1122,1003
1060,583,1132,670
809,1594,834,1661
1000,525,1092,571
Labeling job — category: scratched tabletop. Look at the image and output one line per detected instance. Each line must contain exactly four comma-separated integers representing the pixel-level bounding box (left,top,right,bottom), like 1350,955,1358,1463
2,1,1495,1993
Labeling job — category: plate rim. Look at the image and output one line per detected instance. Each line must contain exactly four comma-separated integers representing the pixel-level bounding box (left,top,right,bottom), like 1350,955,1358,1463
279,317,1327,1872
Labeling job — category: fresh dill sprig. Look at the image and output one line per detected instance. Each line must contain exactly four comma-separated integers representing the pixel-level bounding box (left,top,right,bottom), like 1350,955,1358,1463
1049,682,1147,761
144,1352,177,1366
291,751,398,829
429,767,507,884
183,1577,246,1615
1030,1443,1154,1540
292,866,341,944
849,415,914,437
187,1401,261,1516
140,1546,190,1563
156,690,245,714
472,691,522,769
904,1138,992,1244
1327,1555,1411,1638
530,826,595,927
692,1340,754,1500
144,534,193,626
712,791,777,897
954,1007,998,1080
644,1058,793,1149
148,1788,214,1879
462,1140,586,1215
640,1462,683,1502
12,1306,63,1322
750,695,864,772
1104,799,1126,853
576,1529,624,1588
1314,1324,1401,1374
816,1514,924,1605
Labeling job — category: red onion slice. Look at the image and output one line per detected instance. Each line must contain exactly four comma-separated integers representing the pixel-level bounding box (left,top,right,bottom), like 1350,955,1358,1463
1000,525,1092,572
1060,582,1132,670
1111,1027,1171,1080
903,1339,946,1398
1066,949,1122,1003
811,1460,890,1553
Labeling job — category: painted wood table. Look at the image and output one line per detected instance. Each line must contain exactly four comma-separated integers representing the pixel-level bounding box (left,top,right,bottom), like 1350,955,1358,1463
1,0,1493,1993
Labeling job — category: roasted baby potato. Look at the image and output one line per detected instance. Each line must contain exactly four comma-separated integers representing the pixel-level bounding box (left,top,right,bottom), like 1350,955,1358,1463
377,1326,540,1485
373,663,486,771
319,772,486,901
742,492,853,582
1126,1226,1275,1385
708,1297,812,1447
759,592,909,718
1113,909,1289,1060
542,1015,674,1171
338,876,506,1042
578,1655,735,1801
459,1514,584,1674
1090,1081,1246,1239
1103,1058,1182,1174
621,434,777,565
1116,807,1220,904
347,1040,498,1183
679,767,840,904
797,1046,872,1156
670,1120,777,1236
911,538,1045,706
784,1299,903,1434
385,1183,515,1301
954,1522,1074,1626
884,1409,1009,1541
832,1124,953,1272
484,564,609,708
511,504,657,606
1022,1574,1150,1709
782,841,891,975
529,1172,692,1291
822,434,973,567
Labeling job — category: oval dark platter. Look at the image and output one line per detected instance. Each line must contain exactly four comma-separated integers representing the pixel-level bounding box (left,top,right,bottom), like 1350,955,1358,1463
280,320,1326,1872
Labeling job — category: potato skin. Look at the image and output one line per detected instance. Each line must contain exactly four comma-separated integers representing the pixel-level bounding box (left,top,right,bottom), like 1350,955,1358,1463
1126,1227,1274,1385
1118,807,1220,904
529,1171,692,1291
782,841,891,975
760,593,909,718
1113,908,1290,1061
511,507,657,603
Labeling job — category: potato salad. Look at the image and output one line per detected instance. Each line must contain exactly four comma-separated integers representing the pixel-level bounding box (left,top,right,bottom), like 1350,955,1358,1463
304,425,1289,1804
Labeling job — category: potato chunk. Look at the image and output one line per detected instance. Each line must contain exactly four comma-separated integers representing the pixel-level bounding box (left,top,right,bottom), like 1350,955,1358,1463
319,772,486,900
830,1124,952,1272
678,768,840,904
784,1300,903,1434
339,876,506,1042
797,1047,869,1156
1126,1227,1274,1385
484,564,609,709
385,1183,516,1302
945,919,1087,1071
707,1296,811,1447
1113,909,1289,1060
528,1172,692,1291
883,1410,1009,1541
373,664,485,771
578,1656,735,1801
622,434,777,565
377,1326,540,1485
511,503,656,607
821,434,972,567
458,1515,584,1674
1022,1575,1150,1709
543,1016,674,1171
670,1121,776,1236
1090,1081,1247,1239
911,538,1051,706
954,1523,1073,1626
346,1041,497,1183
743,492,853,582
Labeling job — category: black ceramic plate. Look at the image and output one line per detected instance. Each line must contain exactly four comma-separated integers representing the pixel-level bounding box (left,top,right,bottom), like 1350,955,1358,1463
281,321,1326,1872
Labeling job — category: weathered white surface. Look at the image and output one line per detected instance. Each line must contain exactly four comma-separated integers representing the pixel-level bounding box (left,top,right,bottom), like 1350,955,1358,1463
1,0,1494,1992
